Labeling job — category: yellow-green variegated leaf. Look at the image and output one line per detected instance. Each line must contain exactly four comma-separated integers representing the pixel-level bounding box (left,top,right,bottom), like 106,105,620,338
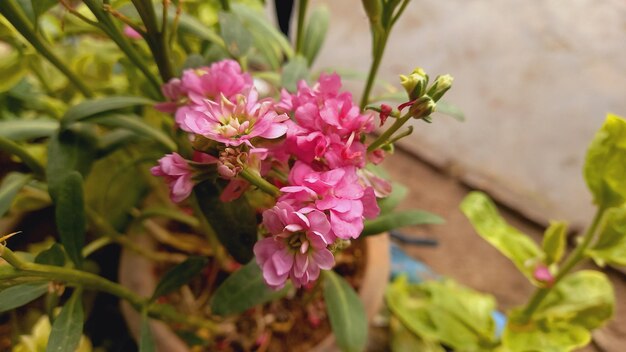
586,206,626,267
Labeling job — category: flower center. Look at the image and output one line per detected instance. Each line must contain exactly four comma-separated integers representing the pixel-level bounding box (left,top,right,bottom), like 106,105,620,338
287,232,310,254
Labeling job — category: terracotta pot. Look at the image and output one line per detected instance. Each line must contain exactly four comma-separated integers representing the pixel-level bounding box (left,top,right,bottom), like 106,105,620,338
119,233,390,351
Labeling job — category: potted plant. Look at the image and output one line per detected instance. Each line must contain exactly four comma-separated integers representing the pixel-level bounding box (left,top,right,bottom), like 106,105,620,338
0,0,451,350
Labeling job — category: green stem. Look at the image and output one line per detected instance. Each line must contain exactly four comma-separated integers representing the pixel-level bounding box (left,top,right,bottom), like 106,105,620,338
520,207,606,320
0,247,217,331
295,0,309,54
367,112,411,152
360,32,389,109
239,169,281,197
189,194,227,268
0,0,93,97
131,0,174,81
219,0,231,11
0,136,45,178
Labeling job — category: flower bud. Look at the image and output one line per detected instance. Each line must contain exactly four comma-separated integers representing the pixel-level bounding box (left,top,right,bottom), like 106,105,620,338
400,68,429,100
408,95,436,119
427,74,453,102
533,264,555,286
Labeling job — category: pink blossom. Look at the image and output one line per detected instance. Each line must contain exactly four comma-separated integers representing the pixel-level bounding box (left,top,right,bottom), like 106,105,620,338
180,89,289,147
182,59,252,104
533,265,554,285
280,162,379,240
254,202,335,289
150,153,195,203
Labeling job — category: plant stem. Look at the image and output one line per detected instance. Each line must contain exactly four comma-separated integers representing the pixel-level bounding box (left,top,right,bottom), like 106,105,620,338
0,136,45,178
189,194,228,268
0,247,218,331
295,0,309,54
239,169,281,197
131,0,174,81
520,207,606,320
0,0,93,97
367,112,411,152
360,32,388,109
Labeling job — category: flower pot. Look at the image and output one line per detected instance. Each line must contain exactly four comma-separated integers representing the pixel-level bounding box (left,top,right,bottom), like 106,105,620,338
119,233,390,351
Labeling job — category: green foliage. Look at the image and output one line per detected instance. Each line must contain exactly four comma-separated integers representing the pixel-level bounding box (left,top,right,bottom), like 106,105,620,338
386,276,497,352
281,55,309,93
377,182,407,215
542,221,567,265
47,289,84,352
586,206,626,266
362,210,443,236
35,243,66,267
0,172,31,217
460,192,542,281
89,114,177,151
504,271,614,352
60,96,155,127
219,11,252,58
194,180,258,263
0,46,28,93
301,6,329,66
210,260,290,316
0,118,58,141
54,171,86,268
323,270,368,352
583,113,626,208
151,256,209,301
389,316,445,352
0,283,48,313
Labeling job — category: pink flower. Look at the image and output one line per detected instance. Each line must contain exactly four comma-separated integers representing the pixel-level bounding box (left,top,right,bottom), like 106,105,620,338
533,265,554,286
280,162,379,240
150,153,195,203
182,59,252,104
180,89,289,147
254,202,335,289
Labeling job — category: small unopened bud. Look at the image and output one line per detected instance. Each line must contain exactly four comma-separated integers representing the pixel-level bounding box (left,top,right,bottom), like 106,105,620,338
533,265,554,286
400,68,428,100
427,74,453,102
408,96,436,119
379,104,392,126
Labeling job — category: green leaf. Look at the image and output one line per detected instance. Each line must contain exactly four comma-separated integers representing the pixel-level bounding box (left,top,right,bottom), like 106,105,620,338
0,43,27,92
377,182,408,215
61,96,155,127
0,118,58,141
136,206,199,228
219,11,253,58
139,310,155,352
281,55,309,93
362,210,443,236
175,12,225,48
386,276,497,351
89,114,177,151
35,243,66,267
460,192,542,281
31,0,57,21
46,289,84,352
435,100,465,122
323,270,368,352
586,207,626,266
301,6,329,66
151,256,208,301
210,260,290,316
46,128,97,199
96,129,138,157
584,113,626,208
389,316,445,352
503,319,590,352
54,172,86,268
542,221,567,265
0,283,48,313
532,270,614,330
194,180,258,264
0,172,32,217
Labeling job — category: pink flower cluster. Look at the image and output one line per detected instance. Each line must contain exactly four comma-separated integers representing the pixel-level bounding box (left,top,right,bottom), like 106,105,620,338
151,60,390,290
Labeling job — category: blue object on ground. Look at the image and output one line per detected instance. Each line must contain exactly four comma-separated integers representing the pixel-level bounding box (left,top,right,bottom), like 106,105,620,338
390,242,507,338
